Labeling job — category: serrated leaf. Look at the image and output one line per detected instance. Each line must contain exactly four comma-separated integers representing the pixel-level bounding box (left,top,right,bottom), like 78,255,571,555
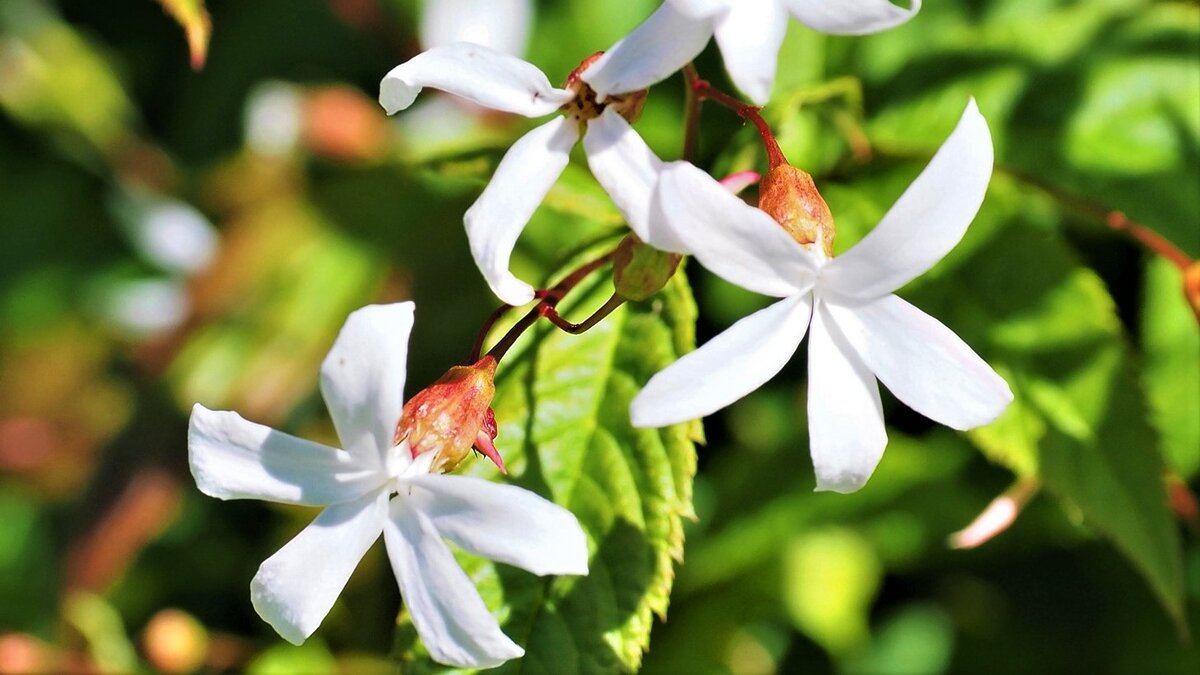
394,271,698,673
1141,258,1200,478
910,224,1186,628
157,0,212,69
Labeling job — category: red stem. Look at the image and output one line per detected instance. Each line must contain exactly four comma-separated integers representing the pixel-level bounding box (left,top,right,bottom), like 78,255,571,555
690,75,787,169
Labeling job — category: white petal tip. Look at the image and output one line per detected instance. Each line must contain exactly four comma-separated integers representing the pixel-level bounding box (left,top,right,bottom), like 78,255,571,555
250,577,314,646
813,476,869,494
379,75,418,115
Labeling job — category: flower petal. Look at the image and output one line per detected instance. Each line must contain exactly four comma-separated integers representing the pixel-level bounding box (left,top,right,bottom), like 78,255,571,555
632,294,812,427
405,473,588,576
465,117,578,305
784,0,921,35
583,108,678,250
384,499,524,668
820,99,992,302
379,43,573,116
711,0,789,104
188,404,381,506
827,295,1012,430
250,489,388,644
582,4,713,100
320,303,414,463
658,161,818,296
420,0,532,56
806,302,887,493
666,0,732,19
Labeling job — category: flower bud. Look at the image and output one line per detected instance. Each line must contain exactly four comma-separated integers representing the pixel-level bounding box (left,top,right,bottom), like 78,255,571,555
758,164,835,258
613,234,682,301
395,357,507,474
562,52,648,125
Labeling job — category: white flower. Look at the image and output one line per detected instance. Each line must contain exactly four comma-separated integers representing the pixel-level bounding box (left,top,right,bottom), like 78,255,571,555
188,302,588,668
421,0,533,56
380,43,684,306
631,100,1012,493
584,0,921,105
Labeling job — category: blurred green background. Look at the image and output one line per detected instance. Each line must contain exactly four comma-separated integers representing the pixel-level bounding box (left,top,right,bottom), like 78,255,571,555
1,0,1197,672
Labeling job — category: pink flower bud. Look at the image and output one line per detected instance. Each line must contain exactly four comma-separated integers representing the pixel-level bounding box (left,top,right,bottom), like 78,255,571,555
395,357,507,474
758,164,836,257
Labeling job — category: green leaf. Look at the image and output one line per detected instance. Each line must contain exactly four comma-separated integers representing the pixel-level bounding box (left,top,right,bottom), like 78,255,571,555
910,222,1186,628
394,270,699,673
1141,258,1200,478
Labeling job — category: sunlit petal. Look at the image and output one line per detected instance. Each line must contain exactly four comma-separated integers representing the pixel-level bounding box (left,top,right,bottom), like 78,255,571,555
320,303,414,463
828,295,1012,430
806,303,887,493
658,161,818,295
188,404,381,506
712,0,788,104
784,0,921,35
632,294,813,427
420,0,533,56
384,499,524,668
582,4,713,100
405,473,588,576
380,43,573,116
250,490,388,644
465,117,579,305
820,100,992,301
666,0,732,19
583,108,674,248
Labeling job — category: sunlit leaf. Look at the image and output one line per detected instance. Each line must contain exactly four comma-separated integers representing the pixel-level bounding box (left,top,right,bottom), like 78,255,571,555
1141,258,1200,478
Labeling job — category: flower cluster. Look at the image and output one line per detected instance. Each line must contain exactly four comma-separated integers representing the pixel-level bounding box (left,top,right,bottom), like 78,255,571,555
190,0,1014,667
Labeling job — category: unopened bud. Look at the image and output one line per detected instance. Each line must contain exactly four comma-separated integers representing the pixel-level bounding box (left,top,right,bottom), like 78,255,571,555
562,52,647,125
613,234,682,301
758,164,835,258
395,357,506,474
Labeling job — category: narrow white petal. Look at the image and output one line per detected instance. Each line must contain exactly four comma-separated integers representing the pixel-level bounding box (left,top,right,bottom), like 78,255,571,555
712,1,789,105
632,294,813,427
250,490,388,645
384,499,524,669
420,0,533,56
820,100,992,301
188,404,381,506
582,4,713,100
379,43,573,116
785,0,921,35
827,295,1012,430
666,0,732,19
405,474,588,576
806,303,887,493
583,109,677,249
465,117,578,305
320,303,414,463
657,161,818,296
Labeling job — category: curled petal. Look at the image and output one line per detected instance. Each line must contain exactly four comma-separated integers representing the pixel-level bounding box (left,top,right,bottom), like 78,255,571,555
784,0,921,35
712,0,789,104
806,303,887,493
583,109,675,249
658,161,818,296
632,294,813,427
405,473,588,576
188,404,381,506
827,295,1012,430
321,303,414,463
250,490,388,644
420,0,533,56
465,117,579,305
379,43,573,116
582,4,713,100
384,499,524,668
821,99,992,302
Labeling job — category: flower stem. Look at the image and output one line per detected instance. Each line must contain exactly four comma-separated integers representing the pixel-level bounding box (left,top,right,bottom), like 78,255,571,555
482,251,616,362
539,293,625,334
690,75,787,169
682,64,703,162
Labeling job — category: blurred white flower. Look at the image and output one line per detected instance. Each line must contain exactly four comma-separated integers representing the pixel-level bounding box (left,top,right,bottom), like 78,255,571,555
243,81,303,156
421,0,533,56
585,0,921,104
188,303,588,668
380,44,684,305
631,101,1011,492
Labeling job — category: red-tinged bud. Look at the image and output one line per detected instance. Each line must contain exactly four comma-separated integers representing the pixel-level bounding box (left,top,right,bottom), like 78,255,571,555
613,234,682,301
562,52,647,125
394,357,506,474
758,164,836,258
